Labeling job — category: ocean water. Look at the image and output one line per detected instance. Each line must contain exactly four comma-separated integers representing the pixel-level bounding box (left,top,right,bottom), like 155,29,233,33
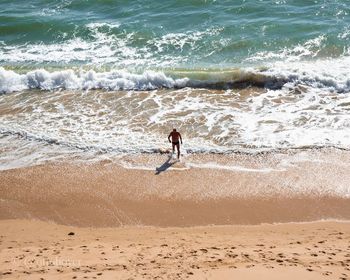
0,0,350,169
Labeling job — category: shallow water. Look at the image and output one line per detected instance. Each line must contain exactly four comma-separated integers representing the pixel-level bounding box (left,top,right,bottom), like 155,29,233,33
0,1,350,169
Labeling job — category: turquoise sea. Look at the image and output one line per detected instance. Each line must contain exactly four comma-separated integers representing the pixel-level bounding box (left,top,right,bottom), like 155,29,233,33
0,0,350,169
0,0,349,71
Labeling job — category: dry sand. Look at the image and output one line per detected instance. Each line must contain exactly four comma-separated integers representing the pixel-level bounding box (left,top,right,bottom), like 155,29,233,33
1,220,349,279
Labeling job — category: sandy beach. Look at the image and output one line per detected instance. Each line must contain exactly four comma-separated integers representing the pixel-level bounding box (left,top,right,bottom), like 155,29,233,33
2,0,350,278
1,219,349,279
1,150,350,279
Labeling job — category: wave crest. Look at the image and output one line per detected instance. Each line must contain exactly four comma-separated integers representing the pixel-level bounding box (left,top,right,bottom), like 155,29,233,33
1,62,349,94
0,68,189,93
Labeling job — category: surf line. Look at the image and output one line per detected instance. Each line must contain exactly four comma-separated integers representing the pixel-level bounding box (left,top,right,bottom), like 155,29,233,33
186,162,286,173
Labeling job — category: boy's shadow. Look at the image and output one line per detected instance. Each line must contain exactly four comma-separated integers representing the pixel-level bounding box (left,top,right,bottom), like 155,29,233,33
155,154,177,175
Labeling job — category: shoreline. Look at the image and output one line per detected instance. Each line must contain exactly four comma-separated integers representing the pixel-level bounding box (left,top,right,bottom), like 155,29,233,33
1,150,350,227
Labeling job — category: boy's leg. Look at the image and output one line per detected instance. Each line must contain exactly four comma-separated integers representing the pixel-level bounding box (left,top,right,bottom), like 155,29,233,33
176,144,180,159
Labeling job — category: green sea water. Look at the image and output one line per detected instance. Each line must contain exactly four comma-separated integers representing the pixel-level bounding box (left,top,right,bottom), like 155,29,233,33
1,0,349,70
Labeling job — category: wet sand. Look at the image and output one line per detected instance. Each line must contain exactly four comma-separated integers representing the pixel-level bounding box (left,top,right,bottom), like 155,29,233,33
1,152,350,226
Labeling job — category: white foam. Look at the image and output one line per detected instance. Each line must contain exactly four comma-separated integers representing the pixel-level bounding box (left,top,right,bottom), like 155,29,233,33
0,68,189,93
0,68,28,93
86,22,121,29
120,162,190,171
0,24,155,67
150,28,222,52
2,71,350,153
185,162,285,173
245,34,350,93
234,85,350,149
0,25,221,69
1,49,350,155
117,157,284,173
260,56,350,93
247,35,327,63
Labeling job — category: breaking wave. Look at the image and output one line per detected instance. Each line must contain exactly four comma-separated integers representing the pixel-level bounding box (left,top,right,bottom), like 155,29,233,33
1,58,350,94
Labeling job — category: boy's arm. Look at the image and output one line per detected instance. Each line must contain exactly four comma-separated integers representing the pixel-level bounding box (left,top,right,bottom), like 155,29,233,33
168,133,172,143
